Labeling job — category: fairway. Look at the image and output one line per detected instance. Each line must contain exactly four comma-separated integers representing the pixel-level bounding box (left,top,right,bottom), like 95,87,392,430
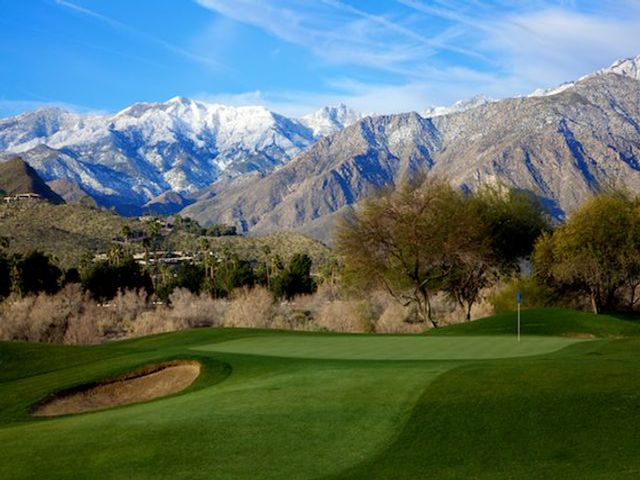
194,335,585,360
2,309,640,480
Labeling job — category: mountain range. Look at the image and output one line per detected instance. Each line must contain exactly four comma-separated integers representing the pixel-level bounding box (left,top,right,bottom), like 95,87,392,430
1,54,640,242
182,54,640,241
0,99,363,214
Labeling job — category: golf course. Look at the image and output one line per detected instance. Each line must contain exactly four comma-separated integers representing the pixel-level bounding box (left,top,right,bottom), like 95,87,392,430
2,308,640,479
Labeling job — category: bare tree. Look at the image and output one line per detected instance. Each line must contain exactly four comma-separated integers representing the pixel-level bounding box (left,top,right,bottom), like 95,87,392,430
335,179,473,327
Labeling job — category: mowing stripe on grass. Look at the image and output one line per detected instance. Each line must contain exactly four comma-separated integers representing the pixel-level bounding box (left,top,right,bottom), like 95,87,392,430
193,335,586,361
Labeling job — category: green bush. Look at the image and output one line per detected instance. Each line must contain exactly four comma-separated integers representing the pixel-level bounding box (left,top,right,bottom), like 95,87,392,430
489,276,556,314
0,254,10,299
82,258,153,301
14,251,62,296
174,263,205,294
271,253,316,300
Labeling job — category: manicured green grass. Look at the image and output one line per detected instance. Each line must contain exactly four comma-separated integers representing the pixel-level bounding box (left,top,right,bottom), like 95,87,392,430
427,307,640,337
330,338,640,480
196,335,584,360
1,308,640,479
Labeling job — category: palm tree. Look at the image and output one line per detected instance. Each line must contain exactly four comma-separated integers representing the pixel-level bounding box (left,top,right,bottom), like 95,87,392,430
107,244,124,266
261,244,272,289
121,225,132,255
142,237,151,270
200,238,212,278
147,220,162,280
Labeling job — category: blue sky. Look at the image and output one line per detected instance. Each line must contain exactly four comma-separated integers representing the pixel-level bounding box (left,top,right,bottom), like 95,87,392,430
1,0,640,118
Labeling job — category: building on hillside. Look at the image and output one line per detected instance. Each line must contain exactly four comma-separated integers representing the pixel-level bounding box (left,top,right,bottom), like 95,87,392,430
3,193,43,203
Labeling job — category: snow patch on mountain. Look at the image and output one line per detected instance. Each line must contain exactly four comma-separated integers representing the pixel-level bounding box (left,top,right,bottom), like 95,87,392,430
299,103,366,138
530,54,640,97
0,99,363,213
422,95,491,118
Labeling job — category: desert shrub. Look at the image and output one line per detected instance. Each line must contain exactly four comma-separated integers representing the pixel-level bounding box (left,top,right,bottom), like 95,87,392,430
127,309,178,337
109,289,226,338
0,295,38,341
0,284,101,344
271,306,316,331
316,300,372,333
168,288,226,329
110,289,150,335
63,300,102,345
375,300,423,333
223,286,273,328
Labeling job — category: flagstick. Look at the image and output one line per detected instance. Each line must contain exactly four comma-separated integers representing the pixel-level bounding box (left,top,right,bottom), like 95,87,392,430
517,302,521,343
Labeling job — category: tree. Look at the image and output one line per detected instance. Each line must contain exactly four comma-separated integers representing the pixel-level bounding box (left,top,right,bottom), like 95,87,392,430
62,267,81,286
336,179,473,326
473,186,549,270
14,251,62,296
120,225,132,254
533,193,637,314
317,257,340,299
336,179,549,325
0,236,11,299
442,187,549,320
207,224,237,237
174,263,205,294
142,237,151,272
200,238,214,280
107,244,125,266
82,258,153,301
271,253,316,300
207,255,255,297
147,220,163,282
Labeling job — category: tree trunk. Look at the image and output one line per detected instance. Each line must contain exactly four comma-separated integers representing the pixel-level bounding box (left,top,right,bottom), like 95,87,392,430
628,284,637,311
428,301,438,328
416,287,437,328
590,291,599,315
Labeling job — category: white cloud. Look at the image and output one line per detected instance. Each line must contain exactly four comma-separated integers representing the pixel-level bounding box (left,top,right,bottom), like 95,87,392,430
11,1,640,119
194,0,640,111
193,0,476,72
401,0,640,94
491,8,640,88
193,73,502,117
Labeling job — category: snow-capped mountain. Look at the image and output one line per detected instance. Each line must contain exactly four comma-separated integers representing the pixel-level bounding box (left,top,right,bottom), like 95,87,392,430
422,95,492,118
299,103,366,138
530,53,640,97
182,53,640,242
0,99,362,213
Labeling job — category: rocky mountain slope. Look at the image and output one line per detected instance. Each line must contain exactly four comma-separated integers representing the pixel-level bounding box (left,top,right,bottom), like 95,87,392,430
422,95,492,118
182,55,640,242
0,157,64,204
0,200,330,268
0,99,362,214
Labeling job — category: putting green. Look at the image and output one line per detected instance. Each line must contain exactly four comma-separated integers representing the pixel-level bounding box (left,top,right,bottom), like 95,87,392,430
194,335,586,360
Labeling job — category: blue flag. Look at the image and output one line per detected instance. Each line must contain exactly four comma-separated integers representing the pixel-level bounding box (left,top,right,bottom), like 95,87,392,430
516,290,522,304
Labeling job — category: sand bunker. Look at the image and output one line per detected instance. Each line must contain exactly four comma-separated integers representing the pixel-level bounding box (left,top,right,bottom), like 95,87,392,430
32,361,201,417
